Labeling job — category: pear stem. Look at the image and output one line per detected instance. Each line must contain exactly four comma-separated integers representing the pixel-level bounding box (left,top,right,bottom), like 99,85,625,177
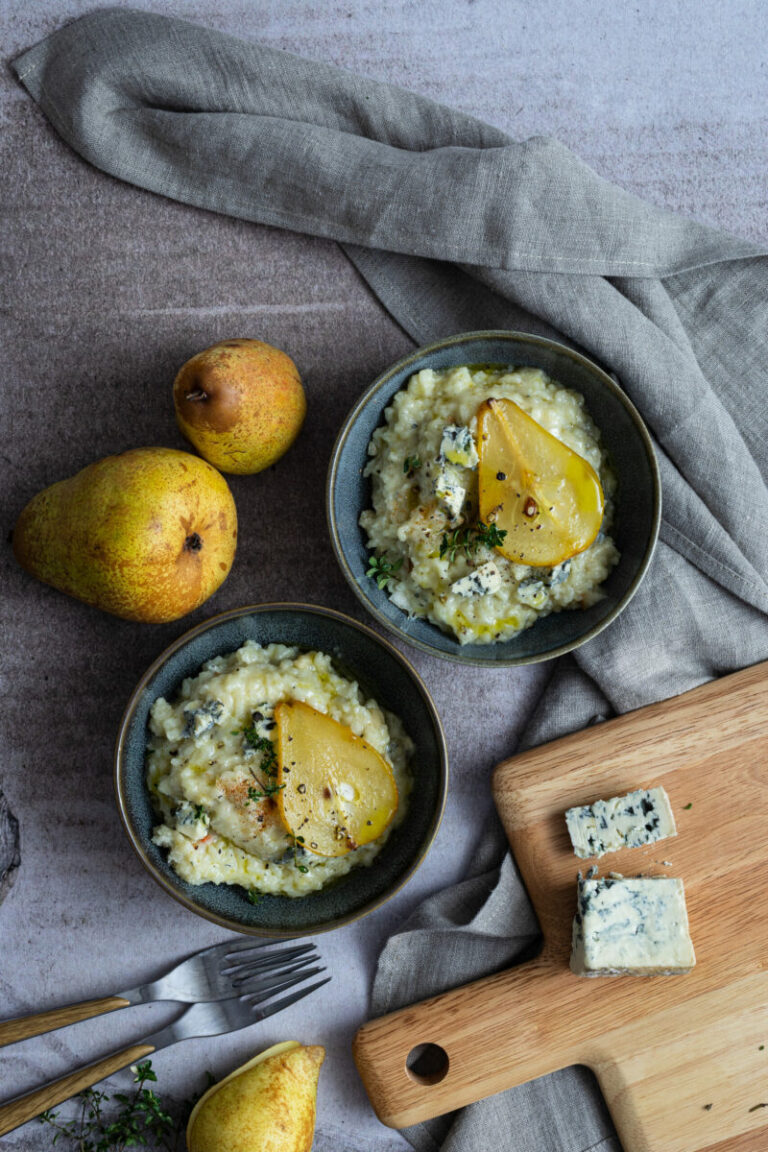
184,389,208,402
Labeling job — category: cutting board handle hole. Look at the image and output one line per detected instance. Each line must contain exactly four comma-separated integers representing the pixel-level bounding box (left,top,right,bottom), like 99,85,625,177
405,1043,449,1086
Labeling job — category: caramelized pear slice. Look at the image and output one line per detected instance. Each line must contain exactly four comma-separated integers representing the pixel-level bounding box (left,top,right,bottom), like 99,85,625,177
275,701,398,857
477,398,604,567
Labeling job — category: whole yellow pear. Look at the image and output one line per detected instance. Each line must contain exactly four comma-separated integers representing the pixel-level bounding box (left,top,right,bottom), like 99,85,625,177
174,338,306,474
12,447,237,623
187,1041,325,1152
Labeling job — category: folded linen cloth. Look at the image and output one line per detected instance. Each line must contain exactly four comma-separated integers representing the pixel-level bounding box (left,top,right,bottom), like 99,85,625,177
13,11,768,1151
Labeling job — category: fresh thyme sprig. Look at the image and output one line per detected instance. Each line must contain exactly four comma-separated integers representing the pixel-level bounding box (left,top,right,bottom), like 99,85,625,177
247,781,285,803
239,729,284,805
474,521,508,550
36,1059,200,1151
439,527,473,562
285,831,309,873
366,554,403,590
439,521,507,561
241,728,279,776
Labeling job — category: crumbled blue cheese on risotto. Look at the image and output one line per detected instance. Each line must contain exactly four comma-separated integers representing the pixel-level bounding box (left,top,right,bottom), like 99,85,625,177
172,799,209,843
517,579,547,608
244,705,276,746
451,561,502,597
182,699,223,739
439,424,478,469
433,464,466,521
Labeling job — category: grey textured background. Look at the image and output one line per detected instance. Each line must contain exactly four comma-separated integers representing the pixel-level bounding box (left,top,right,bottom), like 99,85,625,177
2,2,767,1149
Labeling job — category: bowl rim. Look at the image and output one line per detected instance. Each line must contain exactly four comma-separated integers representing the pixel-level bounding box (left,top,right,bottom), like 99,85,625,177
114,601,449,937
326,328,662,667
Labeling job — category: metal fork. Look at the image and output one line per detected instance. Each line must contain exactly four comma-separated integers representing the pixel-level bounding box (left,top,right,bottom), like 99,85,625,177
0,953,329,1137
0,937,316,1048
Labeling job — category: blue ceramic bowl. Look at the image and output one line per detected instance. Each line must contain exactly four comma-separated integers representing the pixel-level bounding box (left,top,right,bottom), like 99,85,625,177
327,331,660,666
115,603,447,937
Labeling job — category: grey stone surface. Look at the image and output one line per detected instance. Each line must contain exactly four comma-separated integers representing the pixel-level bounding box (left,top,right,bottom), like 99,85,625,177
1,1,766,1149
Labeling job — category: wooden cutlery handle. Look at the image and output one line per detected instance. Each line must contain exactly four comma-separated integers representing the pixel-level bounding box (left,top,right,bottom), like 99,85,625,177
0,1042,155,1137
0,996,131,1047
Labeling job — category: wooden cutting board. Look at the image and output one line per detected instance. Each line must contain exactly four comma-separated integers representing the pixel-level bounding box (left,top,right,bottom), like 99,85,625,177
353,661,768,1151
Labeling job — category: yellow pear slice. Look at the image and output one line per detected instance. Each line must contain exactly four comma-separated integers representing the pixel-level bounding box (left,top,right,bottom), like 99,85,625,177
187,1040,325,1152
477,398,604,567
275,700,398,857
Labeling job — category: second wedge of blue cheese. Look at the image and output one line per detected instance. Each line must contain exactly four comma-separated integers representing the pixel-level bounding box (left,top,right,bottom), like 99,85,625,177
565,786,677,859
571,875,695,976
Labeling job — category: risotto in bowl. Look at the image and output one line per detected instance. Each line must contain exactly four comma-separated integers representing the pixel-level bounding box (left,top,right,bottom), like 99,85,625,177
116,604,447,936
328,332,660,665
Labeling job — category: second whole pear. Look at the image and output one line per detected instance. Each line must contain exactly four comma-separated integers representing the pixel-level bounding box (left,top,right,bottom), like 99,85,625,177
174,338,306,474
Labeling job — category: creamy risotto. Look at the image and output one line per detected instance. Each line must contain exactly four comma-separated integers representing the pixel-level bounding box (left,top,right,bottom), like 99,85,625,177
146,641,412,897
360,365,619,644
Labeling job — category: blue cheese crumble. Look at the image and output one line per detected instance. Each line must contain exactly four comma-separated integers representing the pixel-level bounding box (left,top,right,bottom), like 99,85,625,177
439,424,478,469
565,786,677,859
243,705,277,748
182,699,224,739
431,424,479,520
517,579,547,608
571,875,695,976
171,799,209,842
451,561,502,598
433,465,466,521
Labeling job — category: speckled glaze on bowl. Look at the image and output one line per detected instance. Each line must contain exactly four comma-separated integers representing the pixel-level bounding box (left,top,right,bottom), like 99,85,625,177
327,331,660,666
115,603,447,937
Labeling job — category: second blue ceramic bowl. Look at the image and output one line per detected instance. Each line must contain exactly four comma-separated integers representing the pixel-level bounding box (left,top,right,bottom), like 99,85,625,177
327,331,660,666
115,603,447,937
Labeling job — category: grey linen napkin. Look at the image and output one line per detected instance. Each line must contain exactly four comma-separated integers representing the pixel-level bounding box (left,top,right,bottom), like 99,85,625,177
12,10,768,1150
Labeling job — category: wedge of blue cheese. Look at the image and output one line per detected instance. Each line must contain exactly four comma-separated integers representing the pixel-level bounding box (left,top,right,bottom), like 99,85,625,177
565,786,676,859
570,875,695,976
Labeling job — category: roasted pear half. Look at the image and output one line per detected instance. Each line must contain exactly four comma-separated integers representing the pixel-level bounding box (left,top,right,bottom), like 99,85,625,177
275,701,398,857
477,397,604,567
